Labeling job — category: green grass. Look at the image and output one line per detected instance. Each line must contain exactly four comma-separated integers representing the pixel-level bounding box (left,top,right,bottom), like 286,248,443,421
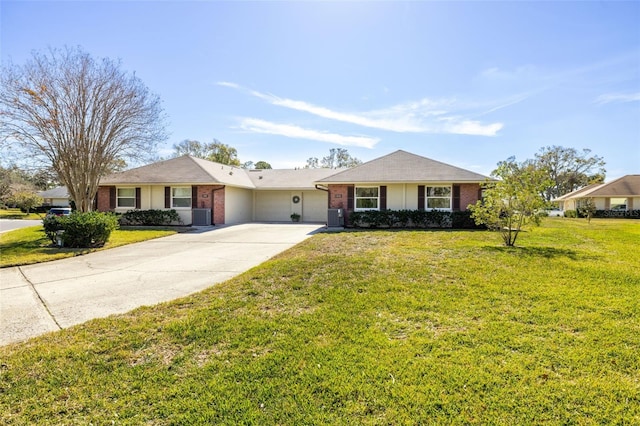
0,218,638,424
0,225,178,267
0,208,44,220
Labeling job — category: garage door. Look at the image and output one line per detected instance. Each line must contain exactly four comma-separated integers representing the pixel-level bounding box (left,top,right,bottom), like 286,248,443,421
254,191,291,222
302,191,328,222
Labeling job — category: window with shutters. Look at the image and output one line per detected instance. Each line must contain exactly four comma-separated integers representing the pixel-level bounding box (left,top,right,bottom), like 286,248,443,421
355,186,379,210
116,188,136,208
426,186,452,210
172,187,192,208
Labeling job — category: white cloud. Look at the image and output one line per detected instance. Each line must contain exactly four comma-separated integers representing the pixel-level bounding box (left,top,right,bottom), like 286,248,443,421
594,92,640,105
238,118,379,148
219,82,504,137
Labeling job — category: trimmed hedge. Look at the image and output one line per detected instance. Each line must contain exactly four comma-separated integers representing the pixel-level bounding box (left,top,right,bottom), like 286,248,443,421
348,210,484,229
118,209,182,226
43,212,119,248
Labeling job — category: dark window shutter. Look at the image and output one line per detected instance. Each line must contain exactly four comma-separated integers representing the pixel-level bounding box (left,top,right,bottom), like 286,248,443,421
380,186,387,210
135,187,141,209
192,186,197,208
109,186,116,210
478,187,484,203
165,187,171,208
347,186,354,210
452,185,461,211
418,185,425,210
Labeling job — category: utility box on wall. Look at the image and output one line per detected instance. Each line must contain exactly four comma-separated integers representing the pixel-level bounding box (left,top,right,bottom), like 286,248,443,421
192,208,212,226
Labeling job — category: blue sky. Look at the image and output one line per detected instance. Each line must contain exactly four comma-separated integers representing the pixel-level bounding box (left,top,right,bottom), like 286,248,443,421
2,1,639,178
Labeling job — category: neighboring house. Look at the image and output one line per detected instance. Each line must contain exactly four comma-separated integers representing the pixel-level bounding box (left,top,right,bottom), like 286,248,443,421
317,150,488,225
96,150,489,226
555,174,640,213
38,186,70,207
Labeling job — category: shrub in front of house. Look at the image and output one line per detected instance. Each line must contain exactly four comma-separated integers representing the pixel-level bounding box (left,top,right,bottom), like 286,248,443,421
118,209,182,226
348,210,483,229
43,212,119,248
564,210,578,218
42,214,65,244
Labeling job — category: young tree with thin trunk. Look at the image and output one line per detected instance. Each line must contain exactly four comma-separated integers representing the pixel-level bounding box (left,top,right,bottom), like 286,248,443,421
469,157,552,247
0,46,167,212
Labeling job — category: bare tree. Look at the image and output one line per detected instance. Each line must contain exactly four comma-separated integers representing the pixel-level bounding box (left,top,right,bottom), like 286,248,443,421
305,149,361,169
0,46,167,211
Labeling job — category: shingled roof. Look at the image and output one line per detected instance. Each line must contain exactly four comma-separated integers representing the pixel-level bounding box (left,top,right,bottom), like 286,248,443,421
317,150,489,183
99,155,255,188
247,168,344,190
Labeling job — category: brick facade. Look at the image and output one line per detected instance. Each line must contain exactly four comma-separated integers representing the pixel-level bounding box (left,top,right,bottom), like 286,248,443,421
195,185,225,225
96,186,113,211
328,184,351,209
458,183,482,210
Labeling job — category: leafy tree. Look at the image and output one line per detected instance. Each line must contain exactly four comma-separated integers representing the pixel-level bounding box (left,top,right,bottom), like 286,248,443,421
172,139,241,166
254,161,272,170
306,148,361,169
7,191,43,213
28,168,60,191
534,146,606,201
0,46,167,212
469,157,552,247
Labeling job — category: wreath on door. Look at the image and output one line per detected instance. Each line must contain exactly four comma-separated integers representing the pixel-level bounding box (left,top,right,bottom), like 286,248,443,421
292,195,301,204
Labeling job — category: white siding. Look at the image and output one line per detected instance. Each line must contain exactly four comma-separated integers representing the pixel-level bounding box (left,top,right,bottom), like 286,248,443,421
302,190,328,222
225,186,253,224
386,184,406,210
254,191,292,222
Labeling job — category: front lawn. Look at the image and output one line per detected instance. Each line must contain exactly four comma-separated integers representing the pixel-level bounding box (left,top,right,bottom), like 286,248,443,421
0,225,178,267
0,208,44,220
0,219,638,424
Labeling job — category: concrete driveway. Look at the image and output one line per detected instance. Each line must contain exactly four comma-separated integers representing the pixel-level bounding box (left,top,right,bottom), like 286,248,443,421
0,219,43,233
0,223,325,346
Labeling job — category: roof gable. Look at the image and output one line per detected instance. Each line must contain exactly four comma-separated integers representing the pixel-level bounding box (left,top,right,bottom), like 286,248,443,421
317,150,489,183
579,175,640,197
557,175,640,199
99,156,254,188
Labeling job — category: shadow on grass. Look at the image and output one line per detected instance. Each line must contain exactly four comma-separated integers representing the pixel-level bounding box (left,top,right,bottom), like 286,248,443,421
482,245,583,260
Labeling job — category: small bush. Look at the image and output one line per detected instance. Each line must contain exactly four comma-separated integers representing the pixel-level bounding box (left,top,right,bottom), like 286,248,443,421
42,212,119,248
42,214,65,244
118,209,182,226
564,210,578,218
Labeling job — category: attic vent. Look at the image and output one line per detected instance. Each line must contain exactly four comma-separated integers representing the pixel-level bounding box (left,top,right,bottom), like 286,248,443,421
229,171,233,175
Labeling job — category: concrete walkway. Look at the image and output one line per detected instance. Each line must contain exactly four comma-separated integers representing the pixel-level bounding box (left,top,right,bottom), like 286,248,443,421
0,223,324,346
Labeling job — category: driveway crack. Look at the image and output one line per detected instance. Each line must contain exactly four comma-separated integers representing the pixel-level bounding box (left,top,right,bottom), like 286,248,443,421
18,266,62,331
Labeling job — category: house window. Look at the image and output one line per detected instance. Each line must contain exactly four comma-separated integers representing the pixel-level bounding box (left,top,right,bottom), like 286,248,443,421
172,187,192,208
426,186,451,210
610,197,627,210
355,187,379,210
117,188,135,208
